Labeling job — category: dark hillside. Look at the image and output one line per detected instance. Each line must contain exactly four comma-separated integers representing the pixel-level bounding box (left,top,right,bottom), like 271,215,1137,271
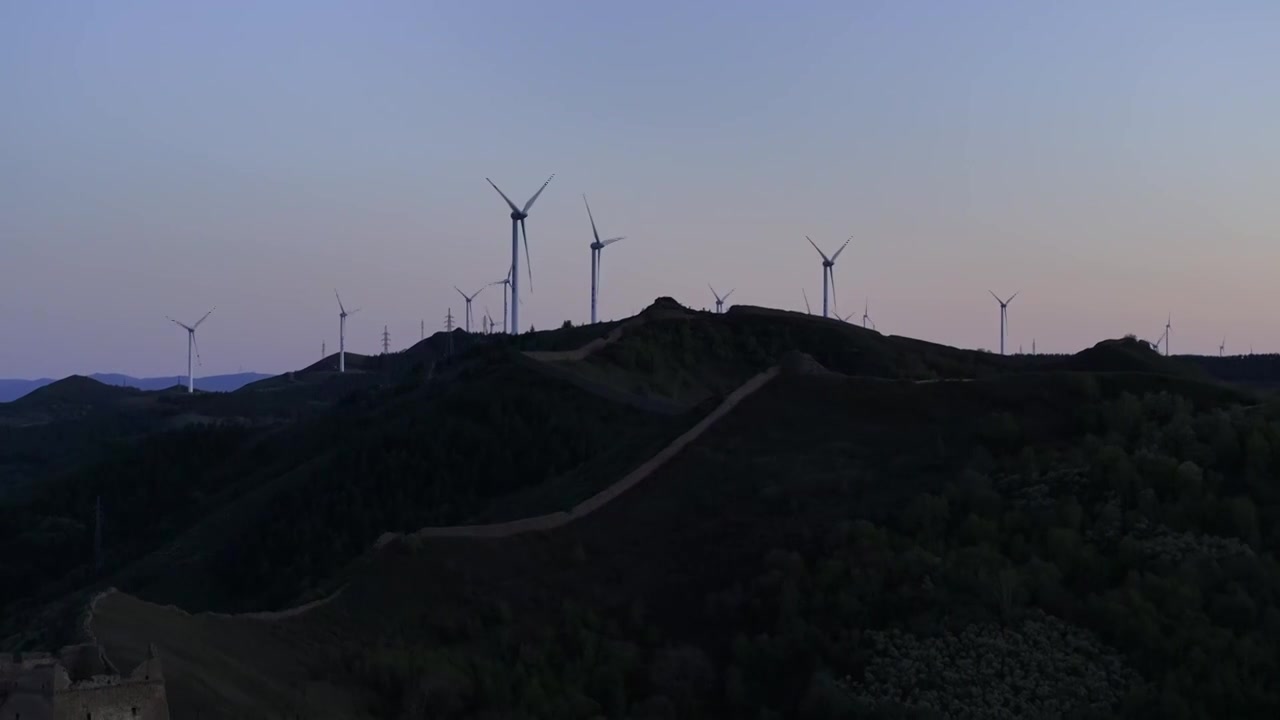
1184,353,1280,390
1060,337,1206,377
71,349,696,616
7,305,1279,718
268,362,1278,719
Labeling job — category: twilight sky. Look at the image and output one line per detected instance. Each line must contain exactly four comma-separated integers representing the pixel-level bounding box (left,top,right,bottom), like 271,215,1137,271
2,1,1278,379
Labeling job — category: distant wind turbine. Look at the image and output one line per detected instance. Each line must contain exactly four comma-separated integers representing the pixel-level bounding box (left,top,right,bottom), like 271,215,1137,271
709,285,734,314
335,291,360,373
166,308,214,393
455,286,485,333
806,236,852,318
489,267,513,334
1220,337,1226,357
989,291,1018,356
487,174,554,336
802,289,812,315
583,194,626,325
1164,314,1172,357
862,298,875,330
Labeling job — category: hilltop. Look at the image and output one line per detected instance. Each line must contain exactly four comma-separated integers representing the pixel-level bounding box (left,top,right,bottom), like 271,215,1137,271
0,372,272,402
2,299,1276,718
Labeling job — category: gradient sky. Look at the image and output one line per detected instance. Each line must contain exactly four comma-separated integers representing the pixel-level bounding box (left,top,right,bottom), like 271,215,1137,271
3,1,1279,378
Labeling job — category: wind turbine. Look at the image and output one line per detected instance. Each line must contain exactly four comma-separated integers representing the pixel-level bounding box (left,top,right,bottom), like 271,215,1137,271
1219,337,1226,357
802,289,812,315
1164,314,1172,357
489,267,512,334
709,285,734,314
805,236,852,318
989,291,1018,356
862,298,875,330
583,194,625,325
335,291,360,373
487,174,554,336
166,309,213,393
455,286,485,333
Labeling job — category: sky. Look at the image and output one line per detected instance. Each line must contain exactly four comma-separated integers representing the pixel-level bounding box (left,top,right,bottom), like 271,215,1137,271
2,1,1278,379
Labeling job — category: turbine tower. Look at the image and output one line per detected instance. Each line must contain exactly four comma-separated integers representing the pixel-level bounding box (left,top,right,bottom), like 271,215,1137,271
806,236,852,318
583,194,626,325
455,286,485,333
989,291,1018,356
489,266,512,334
166,308,213,393
1164,314,1172,357
487,174,554,336
709,285,734,314
335,291,360,373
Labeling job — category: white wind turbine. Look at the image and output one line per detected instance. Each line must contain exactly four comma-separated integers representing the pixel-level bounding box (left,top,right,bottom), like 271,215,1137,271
709,285,735,314
486,174,554,336
806,236,852,318
489,266,513,334
989,291,1018,356
335,291,360,373
166,309,214,393
455,286,485,333
583,194,626,325
1219,337,1226,357
862,298,876,330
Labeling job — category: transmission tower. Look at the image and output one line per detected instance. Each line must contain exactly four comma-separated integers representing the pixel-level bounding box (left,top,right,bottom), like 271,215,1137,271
444,308,455,357
381,325,391,354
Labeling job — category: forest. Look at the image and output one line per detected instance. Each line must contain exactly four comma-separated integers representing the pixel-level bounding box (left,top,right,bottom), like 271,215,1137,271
330,373,1280,719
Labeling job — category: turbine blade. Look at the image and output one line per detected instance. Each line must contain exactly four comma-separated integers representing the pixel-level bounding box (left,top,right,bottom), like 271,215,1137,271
455,286,467,300
166,316,193,332
192,333,202,368
486,178,520,214
723,288,735,300
803,289,811,315
989,290,1001,304
602,236,625,247
522,174,555,213
193,308,214,329
1006,291,1019,304
520,218,533,292
335,290,345,314
350,308,361,315
708,283,720,302
806,236,830,263
583,194,601,244
830,235,853,262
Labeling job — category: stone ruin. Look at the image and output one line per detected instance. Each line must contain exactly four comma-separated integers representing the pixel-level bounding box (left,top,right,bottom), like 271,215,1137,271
0,643,169,719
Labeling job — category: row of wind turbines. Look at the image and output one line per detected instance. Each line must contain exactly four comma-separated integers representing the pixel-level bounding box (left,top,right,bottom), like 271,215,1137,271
165,174,1241,393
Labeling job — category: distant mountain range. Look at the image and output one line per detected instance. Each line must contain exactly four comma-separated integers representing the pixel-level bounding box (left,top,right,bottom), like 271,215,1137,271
0,372,273,402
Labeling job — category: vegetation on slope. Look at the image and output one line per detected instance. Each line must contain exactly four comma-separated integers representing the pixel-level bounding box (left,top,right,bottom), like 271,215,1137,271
303,370,1280,719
